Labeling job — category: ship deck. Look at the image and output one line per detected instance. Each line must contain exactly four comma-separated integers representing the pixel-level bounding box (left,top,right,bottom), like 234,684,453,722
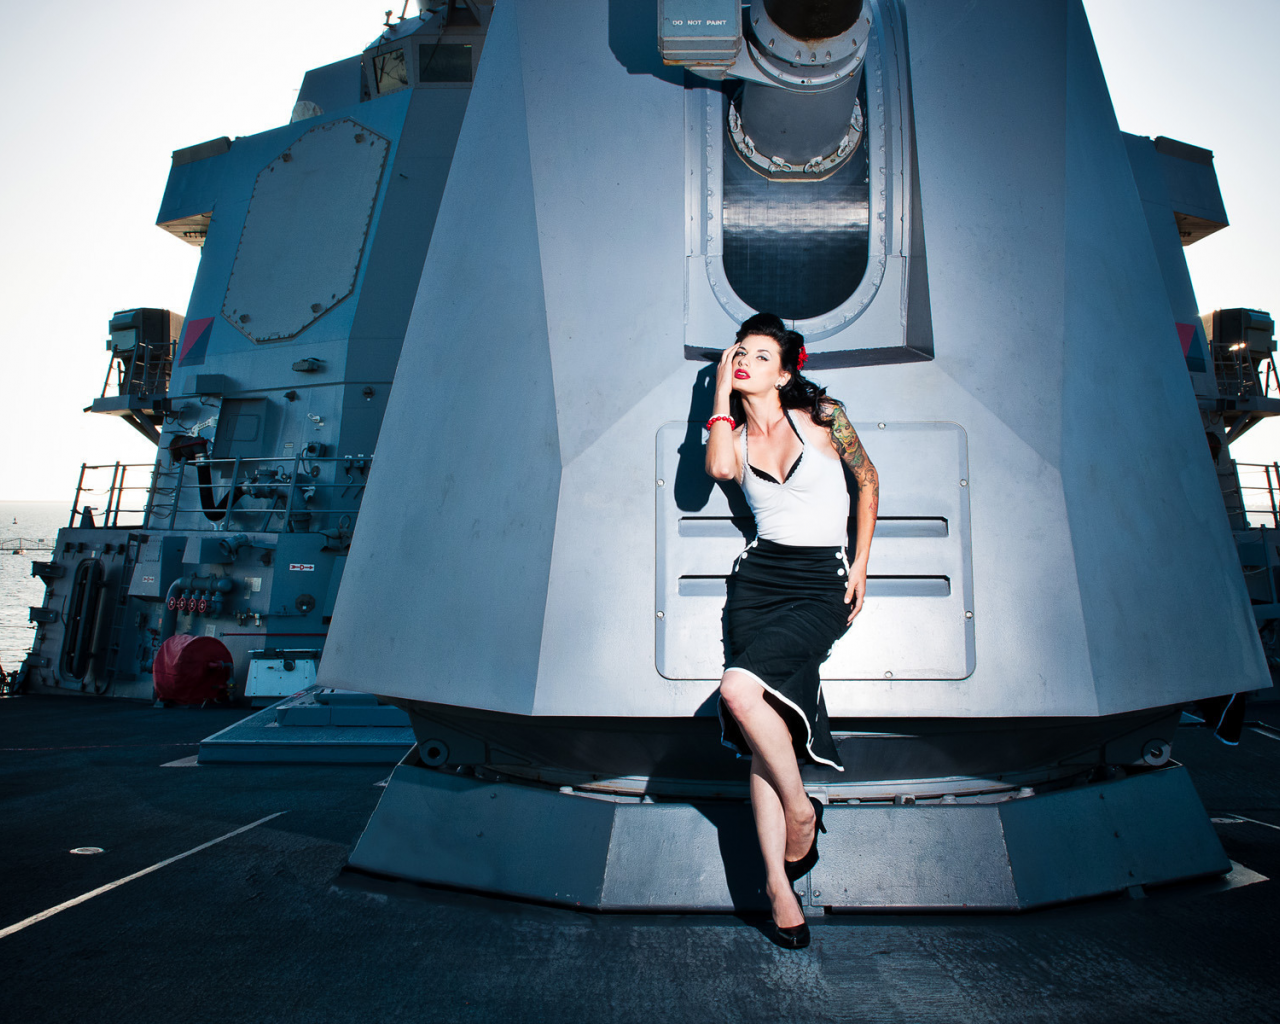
2,693,1278,1023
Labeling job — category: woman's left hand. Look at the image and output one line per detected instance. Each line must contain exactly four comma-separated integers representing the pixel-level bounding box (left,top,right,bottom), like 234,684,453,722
844,563,867,624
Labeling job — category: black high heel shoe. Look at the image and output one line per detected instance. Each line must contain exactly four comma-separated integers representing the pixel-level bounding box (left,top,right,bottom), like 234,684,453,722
766,891,811,950
784,797,826,881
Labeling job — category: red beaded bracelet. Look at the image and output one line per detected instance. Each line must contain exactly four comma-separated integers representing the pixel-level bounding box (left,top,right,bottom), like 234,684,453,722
705,415,736,431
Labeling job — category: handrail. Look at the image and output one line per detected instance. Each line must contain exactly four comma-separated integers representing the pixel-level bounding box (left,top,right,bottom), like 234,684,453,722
0,536,54,551
67,456,372,533
100,331,176,401
1235,461,1280,529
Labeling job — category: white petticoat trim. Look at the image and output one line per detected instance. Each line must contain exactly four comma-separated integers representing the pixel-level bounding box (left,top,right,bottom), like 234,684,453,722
717,667,844,772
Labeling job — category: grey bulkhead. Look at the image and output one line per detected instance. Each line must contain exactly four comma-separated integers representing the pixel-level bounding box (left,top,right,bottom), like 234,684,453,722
126,19,482,695
321,0,1265,727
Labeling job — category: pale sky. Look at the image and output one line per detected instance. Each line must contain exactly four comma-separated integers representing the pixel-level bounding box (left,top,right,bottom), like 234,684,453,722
0,0,1276,500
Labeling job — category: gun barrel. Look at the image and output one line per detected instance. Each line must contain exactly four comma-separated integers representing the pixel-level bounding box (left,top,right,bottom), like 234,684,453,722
763,0,863,42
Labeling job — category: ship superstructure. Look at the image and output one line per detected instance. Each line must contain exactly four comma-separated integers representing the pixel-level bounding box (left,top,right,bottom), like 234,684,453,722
17,1,493,701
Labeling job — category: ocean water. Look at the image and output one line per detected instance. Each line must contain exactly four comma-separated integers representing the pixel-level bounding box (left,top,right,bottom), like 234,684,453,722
0,501,69,674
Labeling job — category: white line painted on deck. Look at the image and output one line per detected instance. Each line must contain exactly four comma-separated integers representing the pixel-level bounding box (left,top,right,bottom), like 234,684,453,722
1228,812,1280,832
0,811,286,941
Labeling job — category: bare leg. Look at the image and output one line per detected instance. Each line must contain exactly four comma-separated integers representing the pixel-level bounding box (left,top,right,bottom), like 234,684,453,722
720,669,815,927
750,758,806,929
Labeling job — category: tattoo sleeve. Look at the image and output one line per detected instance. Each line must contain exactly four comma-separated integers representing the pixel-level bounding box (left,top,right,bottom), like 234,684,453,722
827,402,880,504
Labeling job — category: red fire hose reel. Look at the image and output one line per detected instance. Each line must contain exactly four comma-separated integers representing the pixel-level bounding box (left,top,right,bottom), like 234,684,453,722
152,634,234,705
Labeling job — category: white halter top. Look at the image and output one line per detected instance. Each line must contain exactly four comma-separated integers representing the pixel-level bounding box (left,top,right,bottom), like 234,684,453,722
739,410,850,547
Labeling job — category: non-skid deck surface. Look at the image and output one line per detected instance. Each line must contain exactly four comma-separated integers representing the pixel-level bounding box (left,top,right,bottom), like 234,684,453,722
2,693,1279,1024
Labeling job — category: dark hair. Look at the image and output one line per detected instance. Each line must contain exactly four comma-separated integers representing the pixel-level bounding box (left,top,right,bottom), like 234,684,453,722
729,312,836,427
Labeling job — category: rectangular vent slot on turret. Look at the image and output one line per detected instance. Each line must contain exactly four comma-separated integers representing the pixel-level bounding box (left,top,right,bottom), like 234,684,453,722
678,575,729,597
678,516,754,539
867,576,951,598
676,575,951,599
875,517,948,538
679,515,948,539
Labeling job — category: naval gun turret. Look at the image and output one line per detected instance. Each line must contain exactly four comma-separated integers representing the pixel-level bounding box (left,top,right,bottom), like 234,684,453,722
323,0,1270,911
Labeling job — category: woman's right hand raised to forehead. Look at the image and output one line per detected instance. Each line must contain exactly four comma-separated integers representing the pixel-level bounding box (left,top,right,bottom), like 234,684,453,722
706,344,744,480
715,343,741,401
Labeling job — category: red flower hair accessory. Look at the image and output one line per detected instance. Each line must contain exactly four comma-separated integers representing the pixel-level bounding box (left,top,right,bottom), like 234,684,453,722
796,346,808,371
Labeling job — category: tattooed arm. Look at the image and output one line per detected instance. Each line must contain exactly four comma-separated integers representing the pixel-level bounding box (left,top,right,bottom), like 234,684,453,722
823,400,878,623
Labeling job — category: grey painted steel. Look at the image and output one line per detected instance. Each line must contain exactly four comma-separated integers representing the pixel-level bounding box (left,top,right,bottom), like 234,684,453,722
735,76,861,171
722,94,870,318
396,701,1183,800
350,751,768,910
695,0,922,350
222,119,390,343
349,756,1227,911
657,0,742,64
199,686,412,764
22,8,485,702
321,0,1267,907
1125,132,1218,393
323,0,1266,720
296,56,366,120
816,765,1229,908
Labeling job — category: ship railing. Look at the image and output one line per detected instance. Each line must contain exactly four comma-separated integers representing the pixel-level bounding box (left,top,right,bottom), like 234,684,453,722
1209,334,1280,403
100,334,175,400
1235,462,1280,529
67,456,372,534
1263,357,1280,399
67,463,154,528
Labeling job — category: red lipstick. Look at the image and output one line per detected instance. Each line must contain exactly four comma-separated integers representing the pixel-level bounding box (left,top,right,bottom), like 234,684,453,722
734,369,749,379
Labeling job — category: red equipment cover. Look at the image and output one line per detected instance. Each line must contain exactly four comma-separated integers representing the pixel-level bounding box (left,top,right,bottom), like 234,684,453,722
152,634,234,705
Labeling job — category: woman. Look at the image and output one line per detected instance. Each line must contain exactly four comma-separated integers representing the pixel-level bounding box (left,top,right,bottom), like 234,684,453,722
704,312,878,949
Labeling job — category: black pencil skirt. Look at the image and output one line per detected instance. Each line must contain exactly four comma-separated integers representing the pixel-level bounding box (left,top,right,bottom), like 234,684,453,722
718,538,851,771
